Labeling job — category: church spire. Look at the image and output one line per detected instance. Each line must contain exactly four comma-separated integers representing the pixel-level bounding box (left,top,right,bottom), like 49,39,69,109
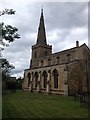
36,8,47,45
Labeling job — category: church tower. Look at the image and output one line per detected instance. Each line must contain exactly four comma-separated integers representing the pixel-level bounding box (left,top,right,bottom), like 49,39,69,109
30,9,52,69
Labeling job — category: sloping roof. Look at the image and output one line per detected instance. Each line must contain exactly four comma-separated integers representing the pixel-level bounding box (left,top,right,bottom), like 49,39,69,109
52,43,90,56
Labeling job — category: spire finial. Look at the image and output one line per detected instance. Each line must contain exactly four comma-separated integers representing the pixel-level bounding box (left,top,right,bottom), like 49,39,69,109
41,5,43,16
41,5,43,11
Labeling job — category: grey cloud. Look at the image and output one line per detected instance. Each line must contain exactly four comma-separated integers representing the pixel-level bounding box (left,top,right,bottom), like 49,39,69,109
1,2,88,78
44,2,88,31
47,27,87,53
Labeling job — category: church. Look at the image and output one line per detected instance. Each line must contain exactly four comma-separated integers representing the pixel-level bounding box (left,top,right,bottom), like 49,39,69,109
22,9,90,95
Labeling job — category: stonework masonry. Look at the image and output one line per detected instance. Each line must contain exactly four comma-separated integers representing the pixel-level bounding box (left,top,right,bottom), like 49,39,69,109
22,9,90,95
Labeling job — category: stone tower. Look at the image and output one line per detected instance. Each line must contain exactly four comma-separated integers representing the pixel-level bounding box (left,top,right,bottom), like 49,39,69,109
30,9,52,69
23,8,90,95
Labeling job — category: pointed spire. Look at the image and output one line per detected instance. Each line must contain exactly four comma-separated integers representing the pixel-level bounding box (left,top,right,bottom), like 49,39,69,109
36,8,47,45
41,5,43,16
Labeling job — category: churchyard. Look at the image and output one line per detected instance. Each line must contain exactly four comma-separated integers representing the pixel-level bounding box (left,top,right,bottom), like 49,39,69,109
2,90,88,118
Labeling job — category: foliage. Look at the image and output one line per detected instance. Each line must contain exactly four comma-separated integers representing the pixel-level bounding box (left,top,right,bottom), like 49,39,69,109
16,77,23,89
0,9,20,83
2,58,14,74
1,23,20,44
6,80,16,91
2,58,15,81
0,9,20,47
0,8,20,47
0,9,15,16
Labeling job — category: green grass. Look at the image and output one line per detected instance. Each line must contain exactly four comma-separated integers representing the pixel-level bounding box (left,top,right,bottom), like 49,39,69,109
0,96,2,119
2,90,88,118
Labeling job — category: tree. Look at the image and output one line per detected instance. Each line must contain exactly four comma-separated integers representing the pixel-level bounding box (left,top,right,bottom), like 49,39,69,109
2,58,15,81
0,9,15,16
0,9,20,48
16,77,23,90
0,9,20,89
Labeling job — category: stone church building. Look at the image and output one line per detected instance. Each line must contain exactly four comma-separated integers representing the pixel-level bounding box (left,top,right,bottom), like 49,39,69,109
22,9,90,95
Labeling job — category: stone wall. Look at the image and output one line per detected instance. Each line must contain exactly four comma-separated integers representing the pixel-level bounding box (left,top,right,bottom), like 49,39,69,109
23,64,67,95
23,44,90,95
31,44,89,69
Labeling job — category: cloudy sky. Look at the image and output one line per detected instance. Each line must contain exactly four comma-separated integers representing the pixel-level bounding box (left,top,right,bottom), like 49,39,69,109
0,0,89,78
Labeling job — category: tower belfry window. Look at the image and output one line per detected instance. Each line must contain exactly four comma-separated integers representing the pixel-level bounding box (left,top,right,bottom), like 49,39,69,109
45,51,47,56
41,60,43,67
34,51,37,58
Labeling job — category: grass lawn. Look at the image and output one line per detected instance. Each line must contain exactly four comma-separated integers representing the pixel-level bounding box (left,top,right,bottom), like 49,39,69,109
0,96,2,119
2,90,89,118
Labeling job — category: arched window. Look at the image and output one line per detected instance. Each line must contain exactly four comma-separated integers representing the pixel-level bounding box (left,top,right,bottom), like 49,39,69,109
48,59,51,66
34,51,37,58
53,69,59,89
35,72,38,88
27,73,31,87
41,60,43,67
57,57,59,64
45,51,47,56
43,71,47,88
